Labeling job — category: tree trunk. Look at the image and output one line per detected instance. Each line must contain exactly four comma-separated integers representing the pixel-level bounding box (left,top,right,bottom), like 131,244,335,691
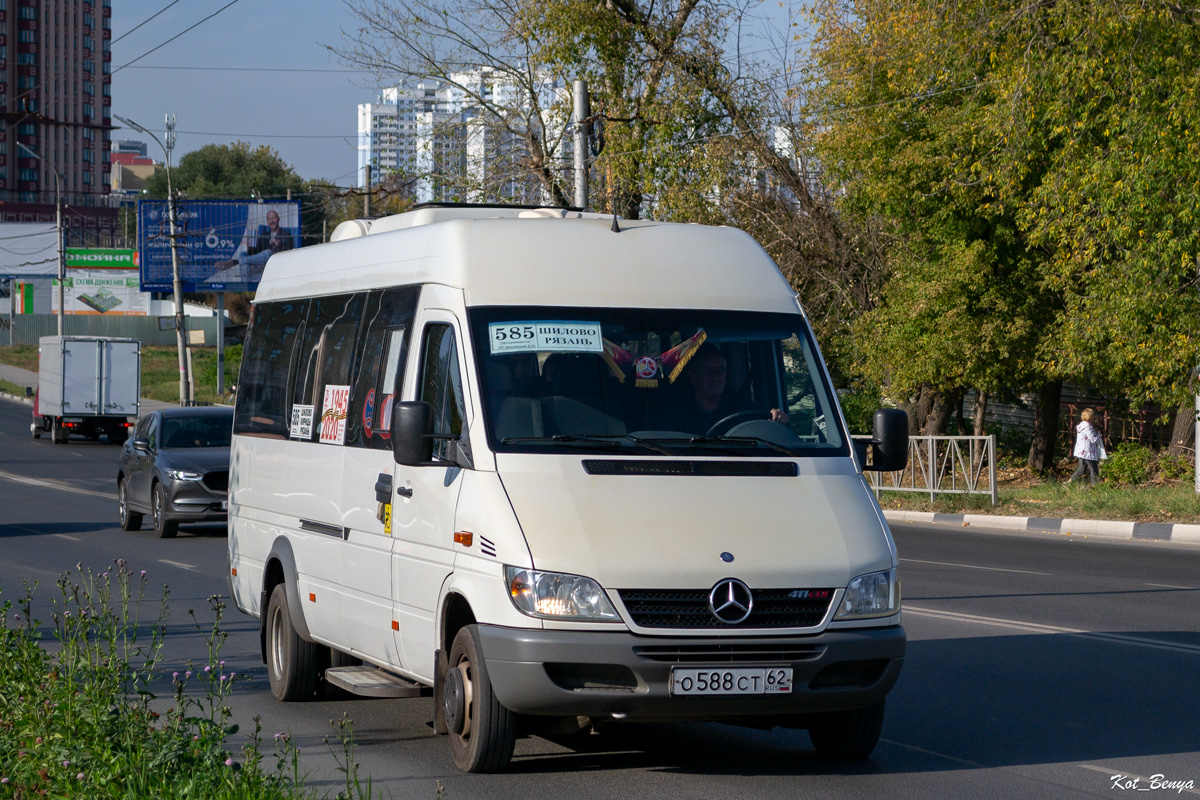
1027,381,1063,472
972,389,988,437
1167,397,1196,458
923,388,963,435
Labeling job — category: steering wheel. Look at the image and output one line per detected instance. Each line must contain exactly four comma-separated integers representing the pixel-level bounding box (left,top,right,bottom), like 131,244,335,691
705,409,770,437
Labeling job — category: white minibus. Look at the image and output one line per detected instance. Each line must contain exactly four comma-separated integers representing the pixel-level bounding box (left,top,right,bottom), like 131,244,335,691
228,204,909,773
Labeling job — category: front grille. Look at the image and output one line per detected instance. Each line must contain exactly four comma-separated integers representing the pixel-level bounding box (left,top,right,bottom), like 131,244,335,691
203,471,229,492
634,643,825,663
583,460,798,477
619,588,835,629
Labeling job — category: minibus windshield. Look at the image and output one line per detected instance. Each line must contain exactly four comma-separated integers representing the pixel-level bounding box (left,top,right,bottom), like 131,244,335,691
469,307,849,457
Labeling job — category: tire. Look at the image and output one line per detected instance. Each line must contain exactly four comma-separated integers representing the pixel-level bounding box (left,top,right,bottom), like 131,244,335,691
808,700,886,760
445,624,516,773
265,583,320,701
151,483,178,539
118,479,143,531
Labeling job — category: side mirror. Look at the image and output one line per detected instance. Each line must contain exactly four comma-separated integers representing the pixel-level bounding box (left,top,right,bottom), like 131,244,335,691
392,401,434,466
863,408,909,472
132,437,151,453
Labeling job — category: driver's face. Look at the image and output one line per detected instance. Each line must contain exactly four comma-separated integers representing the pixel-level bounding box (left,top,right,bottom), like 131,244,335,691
689,354,727,407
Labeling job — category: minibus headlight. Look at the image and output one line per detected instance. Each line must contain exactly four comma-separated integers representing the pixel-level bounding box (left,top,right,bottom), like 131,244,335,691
834,568,900,620
504,567,620,621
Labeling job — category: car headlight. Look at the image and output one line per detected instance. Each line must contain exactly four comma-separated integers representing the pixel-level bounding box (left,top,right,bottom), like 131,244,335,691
166,469,203,481
504,566,620,621
834,568,900,620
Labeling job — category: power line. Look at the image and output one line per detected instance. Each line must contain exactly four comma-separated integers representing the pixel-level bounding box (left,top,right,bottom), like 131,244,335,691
113,0,244,75
112,0,182,45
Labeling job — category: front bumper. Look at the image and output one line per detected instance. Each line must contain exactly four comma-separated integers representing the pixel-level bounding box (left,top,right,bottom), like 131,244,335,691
478,623,904,721
164,480,227,523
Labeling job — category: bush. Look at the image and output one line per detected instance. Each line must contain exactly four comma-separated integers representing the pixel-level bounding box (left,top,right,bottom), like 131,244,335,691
993,424,1032,468
1153,452,1194,483
0,563,373,799
837,382,885,435
1102,442,1153,485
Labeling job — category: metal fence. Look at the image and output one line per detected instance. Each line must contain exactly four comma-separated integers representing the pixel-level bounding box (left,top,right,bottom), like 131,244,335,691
861,435,998,505
3,314,219,347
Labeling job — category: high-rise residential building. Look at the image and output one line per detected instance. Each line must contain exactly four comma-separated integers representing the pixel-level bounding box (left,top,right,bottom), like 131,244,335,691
357,69,571,206
0,0,116,241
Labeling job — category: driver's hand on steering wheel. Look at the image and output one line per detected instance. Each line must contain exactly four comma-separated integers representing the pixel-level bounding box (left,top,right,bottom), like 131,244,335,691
770,408,789,425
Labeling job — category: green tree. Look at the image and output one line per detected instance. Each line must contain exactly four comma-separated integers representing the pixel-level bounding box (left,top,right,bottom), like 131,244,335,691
142,141,306,202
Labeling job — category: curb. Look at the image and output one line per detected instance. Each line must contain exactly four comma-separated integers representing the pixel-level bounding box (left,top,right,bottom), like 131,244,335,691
0,390,32,405
884,510,1200,546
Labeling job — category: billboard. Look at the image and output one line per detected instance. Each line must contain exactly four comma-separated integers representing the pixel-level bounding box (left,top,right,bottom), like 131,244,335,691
137,199,301,293
51,270,149,316
65,248,138,270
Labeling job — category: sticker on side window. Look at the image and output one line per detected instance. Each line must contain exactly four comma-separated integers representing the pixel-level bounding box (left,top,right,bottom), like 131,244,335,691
489,321,603,354
319,385,351,445
290,405,314,440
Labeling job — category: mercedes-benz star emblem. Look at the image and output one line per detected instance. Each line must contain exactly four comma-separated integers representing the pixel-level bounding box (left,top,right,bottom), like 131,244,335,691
708,578,754,625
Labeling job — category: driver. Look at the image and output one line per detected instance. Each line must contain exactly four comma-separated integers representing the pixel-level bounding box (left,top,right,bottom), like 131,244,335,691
675,343,788,435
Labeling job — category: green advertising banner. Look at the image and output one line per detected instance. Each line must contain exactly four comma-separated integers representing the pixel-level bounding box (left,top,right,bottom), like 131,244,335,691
64,248,138,269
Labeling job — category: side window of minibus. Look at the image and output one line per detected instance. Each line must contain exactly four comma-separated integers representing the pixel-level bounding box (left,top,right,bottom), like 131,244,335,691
346,287,417,449
418,323,465,461
234,300,305,438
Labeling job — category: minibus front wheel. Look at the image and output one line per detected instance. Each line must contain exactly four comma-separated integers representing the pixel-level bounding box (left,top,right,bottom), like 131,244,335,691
807,699,885,760
445,625,516,772
265,583,320,701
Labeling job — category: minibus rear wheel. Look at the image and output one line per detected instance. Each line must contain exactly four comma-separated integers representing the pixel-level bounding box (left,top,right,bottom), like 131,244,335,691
807,699,885,760
445,625,515,772
265,584,320,701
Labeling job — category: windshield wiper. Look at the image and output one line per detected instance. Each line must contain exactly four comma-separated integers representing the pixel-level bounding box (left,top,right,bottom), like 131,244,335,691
500,433,677,455
634,435,798,456
501,434,622,447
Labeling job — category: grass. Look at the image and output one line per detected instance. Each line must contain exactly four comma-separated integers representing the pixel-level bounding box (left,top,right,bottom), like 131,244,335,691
876,472,1200,524
0,564,378,799
0,345,242,406
0,379,28,397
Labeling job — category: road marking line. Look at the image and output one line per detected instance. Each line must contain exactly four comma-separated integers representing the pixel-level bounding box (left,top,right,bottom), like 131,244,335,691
1079,764,1200,796
0,468,115,500
159,559,197,571
879,738,986,768
1145,583,1194,590
899,558,1052,576
905,605,1200,656
53,534,80,541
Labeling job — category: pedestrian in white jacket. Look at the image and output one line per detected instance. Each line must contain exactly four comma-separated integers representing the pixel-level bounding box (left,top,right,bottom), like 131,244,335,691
1070,408,1102,485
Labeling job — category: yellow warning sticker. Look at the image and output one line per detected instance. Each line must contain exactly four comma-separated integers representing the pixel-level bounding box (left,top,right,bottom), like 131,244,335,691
383,504,392,535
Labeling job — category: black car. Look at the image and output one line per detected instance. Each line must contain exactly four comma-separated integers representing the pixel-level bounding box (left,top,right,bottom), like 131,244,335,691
116,407,233,538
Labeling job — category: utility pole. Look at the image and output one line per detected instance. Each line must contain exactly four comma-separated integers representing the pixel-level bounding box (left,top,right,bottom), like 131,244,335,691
573,80,590,210
115,114,192,405
364,164,372,217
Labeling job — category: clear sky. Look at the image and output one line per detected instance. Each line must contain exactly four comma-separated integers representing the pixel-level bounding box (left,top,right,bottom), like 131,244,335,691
111,0,374,186
110,0,799,187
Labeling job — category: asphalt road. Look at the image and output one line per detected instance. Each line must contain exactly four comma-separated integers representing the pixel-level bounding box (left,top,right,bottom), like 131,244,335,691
2,395,1198,799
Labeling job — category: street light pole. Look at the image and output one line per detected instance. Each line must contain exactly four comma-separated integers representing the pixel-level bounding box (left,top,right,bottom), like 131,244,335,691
17,143,63,335
115,114,191,405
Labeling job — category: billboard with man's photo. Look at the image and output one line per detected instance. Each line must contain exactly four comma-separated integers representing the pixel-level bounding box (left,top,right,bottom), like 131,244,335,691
137,199,301,293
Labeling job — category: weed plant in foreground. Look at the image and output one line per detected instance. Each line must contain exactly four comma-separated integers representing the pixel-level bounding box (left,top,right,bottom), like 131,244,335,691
0,561,373,799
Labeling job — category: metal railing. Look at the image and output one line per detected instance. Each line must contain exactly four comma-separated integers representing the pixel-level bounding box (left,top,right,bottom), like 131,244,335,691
860,435,997,505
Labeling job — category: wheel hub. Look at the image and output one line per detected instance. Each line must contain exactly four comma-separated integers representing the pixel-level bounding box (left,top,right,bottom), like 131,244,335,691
443,664,466,735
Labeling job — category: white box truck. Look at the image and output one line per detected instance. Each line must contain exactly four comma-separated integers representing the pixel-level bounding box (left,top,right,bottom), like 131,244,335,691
228,204,909,773
32,335,140,444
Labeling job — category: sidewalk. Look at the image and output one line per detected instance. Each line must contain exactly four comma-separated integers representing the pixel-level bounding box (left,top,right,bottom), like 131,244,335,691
0,362,176,415
884,509,1200,546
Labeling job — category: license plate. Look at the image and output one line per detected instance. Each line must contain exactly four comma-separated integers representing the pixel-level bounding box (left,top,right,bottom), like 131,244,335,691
220,500,228,510
671,667,793,695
